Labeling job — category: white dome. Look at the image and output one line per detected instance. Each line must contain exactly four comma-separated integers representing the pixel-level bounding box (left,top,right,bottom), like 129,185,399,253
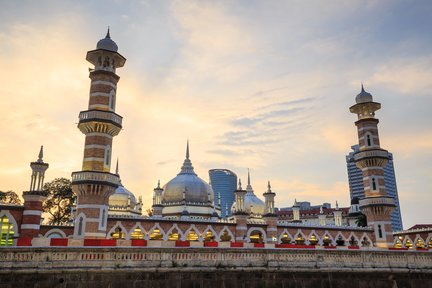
109,182,136,207
161,142,213,204
231,171,266,215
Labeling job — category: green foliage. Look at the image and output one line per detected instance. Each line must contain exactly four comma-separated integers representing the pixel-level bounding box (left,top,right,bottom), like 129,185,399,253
0,190,21,205
43,178,75,225
355,212,367,227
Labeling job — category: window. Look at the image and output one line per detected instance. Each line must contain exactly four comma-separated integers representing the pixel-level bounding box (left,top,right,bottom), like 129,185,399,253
0,215,14,246
372,178,377,191
378,224,383,238
78,217,83,236
105,146,111,166
366,134,372,146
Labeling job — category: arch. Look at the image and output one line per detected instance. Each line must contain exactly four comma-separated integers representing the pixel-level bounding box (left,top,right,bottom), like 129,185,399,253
202,225,218,242
0,211,19,246
74,213,86,238
246,227,267,244
129,223,146,240
44,228,67,239
307,230,319,245
278,229,294,244
183,225,201,242
218,226,234,242
426,235,432,248
414,235,425,248
347,232,360,247
320,232,335,246
394,237,403,248
293,230,307,245
403,236,413,249
107,221,127,240
360,233,373,247
148,223,165,240
165,224,183,241
365,133,373,147
335,232,346,246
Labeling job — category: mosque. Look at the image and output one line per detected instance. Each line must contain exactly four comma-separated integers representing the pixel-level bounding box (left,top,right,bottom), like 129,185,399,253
1,30,430,250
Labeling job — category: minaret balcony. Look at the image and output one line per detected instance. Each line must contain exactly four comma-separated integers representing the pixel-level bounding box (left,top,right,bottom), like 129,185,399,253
353,149,389,168
79,110,122,126
72,171,119,188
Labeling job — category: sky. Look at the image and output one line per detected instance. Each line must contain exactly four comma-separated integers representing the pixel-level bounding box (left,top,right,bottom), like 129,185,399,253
0,0,431,229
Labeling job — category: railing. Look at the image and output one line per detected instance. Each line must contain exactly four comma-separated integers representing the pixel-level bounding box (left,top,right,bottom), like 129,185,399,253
353,149,388,161
79,110,122,126
359,197,394,206
72,171,119,186
276,221,373,231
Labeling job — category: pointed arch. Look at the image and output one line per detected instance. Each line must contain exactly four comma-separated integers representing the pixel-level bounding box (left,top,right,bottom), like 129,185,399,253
165,224,183,241
402,236,414,249
413,235,425,248
320,232,335,246
202,225,218,242
0,211,19,246
307,230,319,245
278,229,294,244
148,223,165,240
183,224,201,242
347,232,360,247
74,212,86,238
129,222,146,240
246,227,267,243
335,231,347,246
293,230,307,245
360,233,373,247
218,226,234,242
107,221,127,240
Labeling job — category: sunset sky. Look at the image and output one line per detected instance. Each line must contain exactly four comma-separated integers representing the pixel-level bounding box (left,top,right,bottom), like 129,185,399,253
1,0,431,229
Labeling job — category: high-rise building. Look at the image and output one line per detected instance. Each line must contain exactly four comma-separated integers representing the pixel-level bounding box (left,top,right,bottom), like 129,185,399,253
209,169,237,218
346,145,403,231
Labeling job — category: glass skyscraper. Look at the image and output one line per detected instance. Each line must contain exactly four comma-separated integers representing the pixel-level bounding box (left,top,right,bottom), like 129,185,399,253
346,145,403,231
209,169,237,218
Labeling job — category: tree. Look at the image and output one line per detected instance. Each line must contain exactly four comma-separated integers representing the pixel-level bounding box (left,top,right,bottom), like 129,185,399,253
146,208,153,217
355,212,367,227
0,190,21,205
43,178,75,225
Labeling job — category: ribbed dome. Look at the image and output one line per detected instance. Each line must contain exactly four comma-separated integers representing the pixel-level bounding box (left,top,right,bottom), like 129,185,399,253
96,28,118,52
109,181,136,207
161,141,214,204
355,85,373,104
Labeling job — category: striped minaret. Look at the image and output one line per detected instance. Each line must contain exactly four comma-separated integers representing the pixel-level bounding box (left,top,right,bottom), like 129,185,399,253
350,85,395,248
20,146,49,239
71,29,126,239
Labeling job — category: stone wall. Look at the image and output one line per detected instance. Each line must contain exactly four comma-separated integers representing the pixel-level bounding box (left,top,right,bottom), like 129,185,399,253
0,247,431,288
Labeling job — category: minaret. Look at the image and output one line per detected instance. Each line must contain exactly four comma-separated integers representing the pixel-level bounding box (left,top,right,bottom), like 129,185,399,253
350,85,395,248
292,199,301,222
263,181,277,244
152,180,163,217
20,146,49,239
233,178,248,243
71,29,126,239
333,201,343,227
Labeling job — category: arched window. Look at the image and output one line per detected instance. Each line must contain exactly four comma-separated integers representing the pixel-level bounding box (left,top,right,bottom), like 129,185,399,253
366,134,372,146
372,178,377,191
378,224,383,238
78,217,84,236
0,215,15,246
101,209,106,228
105,146,111,166
109,90,116,111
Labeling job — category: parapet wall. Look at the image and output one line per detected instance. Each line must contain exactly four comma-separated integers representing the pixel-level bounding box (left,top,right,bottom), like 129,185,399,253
1,247,431,272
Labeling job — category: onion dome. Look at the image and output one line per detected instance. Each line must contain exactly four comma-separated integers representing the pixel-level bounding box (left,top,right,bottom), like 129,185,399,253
238,169,266,215
355,84,373,104
161,141,214,204
96,28,118,52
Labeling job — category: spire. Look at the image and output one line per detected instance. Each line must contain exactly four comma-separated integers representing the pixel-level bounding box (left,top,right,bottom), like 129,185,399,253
106,26,111,39
336,201,339,210
179,140,196,175
267,181,271,192
320,205,324,214
115,158,119,175
361,83,364,92
247,168,251,185
237,178,242,190
37,146,44,163
246,168,253,193
157,179,160,189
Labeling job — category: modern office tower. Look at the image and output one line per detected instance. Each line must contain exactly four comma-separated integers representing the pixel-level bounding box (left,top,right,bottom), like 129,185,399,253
346,144,403,231
209,169,237,218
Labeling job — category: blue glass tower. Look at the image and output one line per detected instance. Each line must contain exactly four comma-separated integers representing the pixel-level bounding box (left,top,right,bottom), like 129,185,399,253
209,169,237,218
346,145,403,231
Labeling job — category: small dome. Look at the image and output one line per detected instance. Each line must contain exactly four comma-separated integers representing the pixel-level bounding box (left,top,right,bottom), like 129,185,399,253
96,29,118,52
109,182,136,207
231,170,266,215
351,197,360,205
355,85,373,104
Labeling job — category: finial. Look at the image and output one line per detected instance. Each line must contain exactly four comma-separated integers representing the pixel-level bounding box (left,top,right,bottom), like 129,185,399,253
106,26,111,39
157,179,161,189
37,145,44,162
238,178,242,190
115,158,119,175
186,139,190,159
361,83,365,92
336,200,339,210
247,168,251,185
320,205,323,214
267,181,271,191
